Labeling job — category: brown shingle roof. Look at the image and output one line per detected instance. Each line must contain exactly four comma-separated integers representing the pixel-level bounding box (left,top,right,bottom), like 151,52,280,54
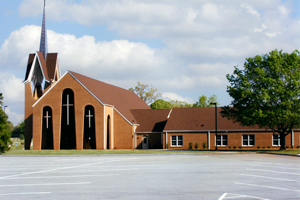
69,71,150,123
131,109,171,132
164,107,259,131
37,52,49,80
24,52,58,82
45,53,58,81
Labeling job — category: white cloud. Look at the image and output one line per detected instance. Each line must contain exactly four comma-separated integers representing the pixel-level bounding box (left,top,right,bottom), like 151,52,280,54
162,92,194,104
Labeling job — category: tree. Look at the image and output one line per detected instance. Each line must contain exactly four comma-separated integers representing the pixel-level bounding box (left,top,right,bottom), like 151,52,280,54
0,100,11,153
221,49,300,150
11,121,25,138
150,99,172,109
169,100,193,108
193,95,219,107
0,93,3,106
129,82,162,104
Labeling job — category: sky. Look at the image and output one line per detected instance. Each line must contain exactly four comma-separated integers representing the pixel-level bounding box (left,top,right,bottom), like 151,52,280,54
0,0,299,125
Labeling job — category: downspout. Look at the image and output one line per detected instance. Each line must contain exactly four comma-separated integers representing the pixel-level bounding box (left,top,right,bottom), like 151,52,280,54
166,132,168,149
208,131,210,150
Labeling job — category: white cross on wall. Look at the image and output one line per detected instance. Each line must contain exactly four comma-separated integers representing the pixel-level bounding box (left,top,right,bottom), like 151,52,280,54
44,111,51,129
63,94,73,125
86,110,93,128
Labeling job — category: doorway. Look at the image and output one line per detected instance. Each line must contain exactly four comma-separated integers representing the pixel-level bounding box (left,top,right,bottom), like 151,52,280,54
142,136,148,149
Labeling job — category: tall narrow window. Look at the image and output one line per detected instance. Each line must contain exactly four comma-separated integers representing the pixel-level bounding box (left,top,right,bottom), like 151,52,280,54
41,106,53,149
273,134,280,146
107,115,110,150
60,89,76,149
83,105,96,149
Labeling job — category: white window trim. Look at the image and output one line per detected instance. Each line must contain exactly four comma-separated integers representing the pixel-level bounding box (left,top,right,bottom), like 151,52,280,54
272,134,281,146
215,135,228,146
242,135,255,146
171,135,183,147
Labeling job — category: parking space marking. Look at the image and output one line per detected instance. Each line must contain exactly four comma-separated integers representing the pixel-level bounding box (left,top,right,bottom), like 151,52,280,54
218,193,271,200
241,174,300,182
246,168,300,175
0,192,51,196
234,182,300,193
0,182,91,187
3,174,117,179
0,159,120,179
250,164,300,170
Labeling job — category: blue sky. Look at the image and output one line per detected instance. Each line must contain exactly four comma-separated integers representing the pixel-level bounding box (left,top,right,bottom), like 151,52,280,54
0,0,299,125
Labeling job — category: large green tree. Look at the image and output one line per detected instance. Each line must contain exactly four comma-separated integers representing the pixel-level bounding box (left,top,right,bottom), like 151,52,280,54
221,49,300,150
150,99,172,109
193,95,219,107
129,82,162,104
0,96,11,153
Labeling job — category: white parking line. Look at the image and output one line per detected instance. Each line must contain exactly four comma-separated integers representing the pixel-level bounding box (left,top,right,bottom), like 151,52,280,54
241,174,300,182
0,192,51,196
246,168,300,175
235,182,300,192
218,193,271,200
250,164,300,170
3,174,117,179
0,159,120,179
0,182,91,187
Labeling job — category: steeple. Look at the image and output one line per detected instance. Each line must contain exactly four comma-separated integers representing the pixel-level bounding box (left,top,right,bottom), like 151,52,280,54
39,0,48,59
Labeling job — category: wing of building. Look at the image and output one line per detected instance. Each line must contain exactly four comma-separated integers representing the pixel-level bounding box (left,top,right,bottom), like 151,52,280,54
23,3,300,150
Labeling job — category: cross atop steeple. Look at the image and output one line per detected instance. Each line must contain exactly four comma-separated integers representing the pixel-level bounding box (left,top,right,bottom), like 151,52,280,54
39,0,48,60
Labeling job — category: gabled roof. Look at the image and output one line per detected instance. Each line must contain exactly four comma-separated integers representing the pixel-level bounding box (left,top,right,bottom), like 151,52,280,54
69,71,150,123
24,52,58,82
131,109,171,132
164,107,258,131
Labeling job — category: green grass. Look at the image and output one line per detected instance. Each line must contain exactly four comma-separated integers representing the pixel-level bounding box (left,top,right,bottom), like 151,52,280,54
3,148,300,155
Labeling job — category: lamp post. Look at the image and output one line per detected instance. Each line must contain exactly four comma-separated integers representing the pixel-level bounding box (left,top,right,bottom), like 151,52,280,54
210,102,217,150
4,106,7,113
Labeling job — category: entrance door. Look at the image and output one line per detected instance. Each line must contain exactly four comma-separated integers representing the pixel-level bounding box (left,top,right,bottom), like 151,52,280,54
142,136,148,149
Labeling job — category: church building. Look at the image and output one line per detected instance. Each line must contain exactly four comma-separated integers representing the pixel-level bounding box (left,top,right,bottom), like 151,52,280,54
23,3,300,150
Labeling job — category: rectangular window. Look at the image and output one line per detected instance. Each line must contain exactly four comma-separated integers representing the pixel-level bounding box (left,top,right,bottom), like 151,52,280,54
216,135,228,146
242,135,255,146
171,135,183,147
273,134,280,146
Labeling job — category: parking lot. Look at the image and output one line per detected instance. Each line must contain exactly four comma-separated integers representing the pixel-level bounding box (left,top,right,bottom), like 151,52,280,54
0,153,299,200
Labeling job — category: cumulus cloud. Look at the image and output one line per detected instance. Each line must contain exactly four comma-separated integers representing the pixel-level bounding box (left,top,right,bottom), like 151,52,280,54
2,0,299,123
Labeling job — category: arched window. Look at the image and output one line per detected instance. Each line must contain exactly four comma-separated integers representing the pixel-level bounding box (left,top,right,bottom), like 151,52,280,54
42,106,53,149
60,89,76,149
83,105,96,149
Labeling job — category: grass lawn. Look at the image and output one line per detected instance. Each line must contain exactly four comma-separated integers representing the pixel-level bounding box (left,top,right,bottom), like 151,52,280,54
3,149,300,155
3,138,300,155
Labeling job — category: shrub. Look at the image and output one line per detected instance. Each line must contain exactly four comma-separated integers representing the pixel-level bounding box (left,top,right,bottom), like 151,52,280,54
297,146,300,149
202,142,207,149
286,146,289,149
195,142,199,149
166,142,169,149
262,146,265,149
257,146,260,149
239,146,242,149
291,146,294,149
233,146,236,149
19,134,24,140
189,142,193,149
267,146,270,149
229,146,231,149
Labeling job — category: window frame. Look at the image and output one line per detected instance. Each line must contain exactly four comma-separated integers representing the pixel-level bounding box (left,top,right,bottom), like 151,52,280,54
216,135,228,146
171,135,183,147
242,135,255,146
272,134,280,146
